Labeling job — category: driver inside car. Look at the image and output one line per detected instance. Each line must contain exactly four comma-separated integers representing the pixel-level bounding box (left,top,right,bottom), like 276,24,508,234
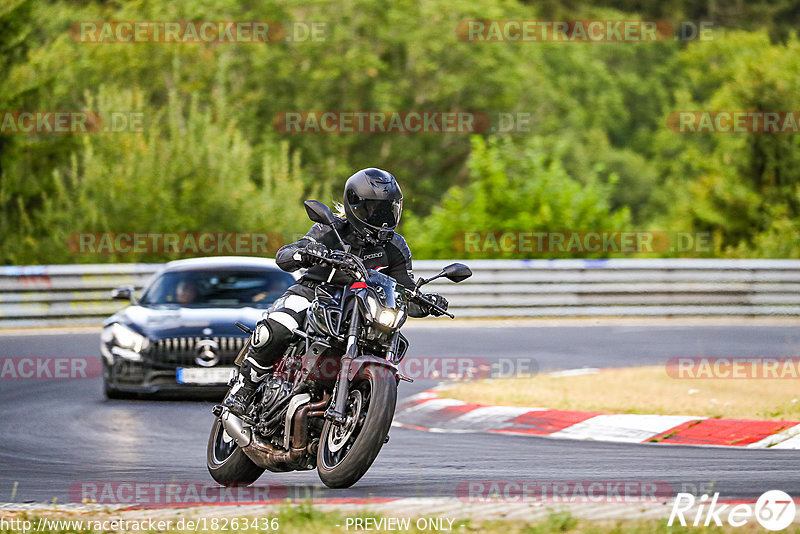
223,168,449,416
174,279,199,305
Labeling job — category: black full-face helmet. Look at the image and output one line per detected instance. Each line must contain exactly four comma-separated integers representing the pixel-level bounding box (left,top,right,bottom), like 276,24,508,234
343,168,403,241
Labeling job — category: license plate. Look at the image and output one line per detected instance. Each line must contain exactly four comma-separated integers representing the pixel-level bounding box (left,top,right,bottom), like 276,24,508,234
176,367,235,385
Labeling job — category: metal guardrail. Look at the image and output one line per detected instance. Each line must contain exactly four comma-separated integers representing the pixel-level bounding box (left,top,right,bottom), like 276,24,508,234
417,259,800,318
1,259,800,326
0,264,161,327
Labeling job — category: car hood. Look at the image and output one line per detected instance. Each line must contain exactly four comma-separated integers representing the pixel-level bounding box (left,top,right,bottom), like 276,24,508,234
105,305,267,339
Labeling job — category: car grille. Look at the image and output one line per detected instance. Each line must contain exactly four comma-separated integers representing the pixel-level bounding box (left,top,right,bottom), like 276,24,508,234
145,336,247,367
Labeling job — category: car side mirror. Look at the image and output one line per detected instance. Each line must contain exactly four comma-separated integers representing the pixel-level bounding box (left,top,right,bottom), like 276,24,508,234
442,263,472,283
304,200,338,226
111,285,136,303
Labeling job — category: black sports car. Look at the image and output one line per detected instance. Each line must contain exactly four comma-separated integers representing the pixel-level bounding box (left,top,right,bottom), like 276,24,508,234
100,256,296,398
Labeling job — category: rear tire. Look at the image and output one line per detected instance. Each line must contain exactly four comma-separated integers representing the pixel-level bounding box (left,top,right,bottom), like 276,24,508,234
317,365,397,488
207,417,265,486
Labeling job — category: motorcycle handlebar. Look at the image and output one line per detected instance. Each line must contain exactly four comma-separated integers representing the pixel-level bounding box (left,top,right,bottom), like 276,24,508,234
315,250,455,318
316,252,368,278
409,291,455,319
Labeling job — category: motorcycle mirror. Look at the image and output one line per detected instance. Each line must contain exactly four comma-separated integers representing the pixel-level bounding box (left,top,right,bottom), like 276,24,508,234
304,200,337,226
415,263,473,289
303,200,348,251
442,263,472,283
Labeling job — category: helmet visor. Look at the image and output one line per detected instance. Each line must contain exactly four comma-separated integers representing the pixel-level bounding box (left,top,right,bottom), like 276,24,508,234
350,198,402,229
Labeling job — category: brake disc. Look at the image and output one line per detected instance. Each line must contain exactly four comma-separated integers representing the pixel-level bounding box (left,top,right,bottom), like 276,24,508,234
327,390,363,453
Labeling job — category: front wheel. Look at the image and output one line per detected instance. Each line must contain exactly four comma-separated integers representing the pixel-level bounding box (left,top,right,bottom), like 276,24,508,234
317,365,397,488
207,417,265,486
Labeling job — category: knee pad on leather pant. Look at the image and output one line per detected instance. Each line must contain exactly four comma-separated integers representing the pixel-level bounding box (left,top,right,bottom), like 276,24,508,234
244,317,294,369
239,356,271,386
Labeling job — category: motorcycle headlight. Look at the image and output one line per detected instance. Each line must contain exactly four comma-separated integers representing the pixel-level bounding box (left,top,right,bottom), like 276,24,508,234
377,309,396,327
365,293,404,328
108,323,147,353
365,294,380,320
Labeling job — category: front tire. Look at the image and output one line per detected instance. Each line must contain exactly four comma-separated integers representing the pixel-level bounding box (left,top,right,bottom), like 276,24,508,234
317,365,397,488
207,417,265,486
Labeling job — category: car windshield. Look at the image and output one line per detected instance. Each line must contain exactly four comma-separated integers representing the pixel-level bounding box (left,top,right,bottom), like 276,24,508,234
139,269,294,308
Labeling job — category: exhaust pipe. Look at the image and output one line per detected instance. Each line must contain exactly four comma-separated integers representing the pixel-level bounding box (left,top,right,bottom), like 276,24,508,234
242,405,312,472
216,395,330,473
219,409,252,448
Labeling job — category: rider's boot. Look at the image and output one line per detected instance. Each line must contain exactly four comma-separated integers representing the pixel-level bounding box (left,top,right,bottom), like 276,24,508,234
223,356,270,417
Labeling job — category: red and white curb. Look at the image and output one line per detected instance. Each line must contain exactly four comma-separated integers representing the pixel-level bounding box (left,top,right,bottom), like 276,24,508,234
393,389,800,448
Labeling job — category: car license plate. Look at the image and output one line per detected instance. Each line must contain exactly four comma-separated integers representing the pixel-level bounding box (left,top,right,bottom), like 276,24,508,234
176,367,235,385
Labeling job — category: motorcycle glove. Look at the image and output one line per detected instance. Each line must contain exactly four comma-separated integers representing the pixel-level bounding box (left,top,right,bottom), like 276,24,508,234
296,242,330,267
424,293,449,316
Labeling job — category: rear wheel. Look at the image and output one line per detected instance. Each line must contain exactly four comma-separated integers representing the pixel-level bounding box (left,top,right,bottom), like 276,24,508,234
207,417,265,486
317,365,397,488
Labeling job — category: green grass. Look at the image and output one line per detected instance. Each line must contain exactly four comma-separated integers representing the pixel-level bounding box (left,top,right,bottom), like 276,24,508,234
2,505,798,534
445,366,800,421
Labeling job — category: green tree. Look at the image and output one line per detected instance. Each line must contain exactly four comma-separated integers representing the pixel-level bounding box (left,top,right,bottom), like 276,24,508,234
651,31,800,256
404,136,631,258
1,87,310,264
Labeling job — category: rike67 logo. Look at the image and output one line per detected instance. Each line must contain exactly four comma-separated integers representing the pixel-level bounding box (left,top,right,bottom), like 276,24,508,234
669,490,796,531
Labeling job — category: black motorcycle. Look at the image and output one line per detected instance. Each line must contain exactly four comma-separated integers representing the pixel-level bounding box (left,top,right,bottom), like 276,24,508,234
207,200,472,488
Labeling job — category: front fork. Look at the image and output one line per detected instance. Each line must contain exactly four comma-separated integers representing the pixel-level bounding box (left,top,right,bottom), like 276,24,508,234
325,303,360,424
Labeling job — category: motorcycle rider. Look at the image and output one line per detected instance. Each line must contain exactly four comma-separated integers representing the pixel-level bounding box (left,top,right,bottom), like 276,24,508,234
223,168,449,416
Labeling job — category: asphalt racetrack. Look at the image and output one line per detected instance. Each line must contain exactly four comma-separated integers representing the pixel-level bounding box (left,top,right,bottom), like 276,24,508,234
1,322,799,505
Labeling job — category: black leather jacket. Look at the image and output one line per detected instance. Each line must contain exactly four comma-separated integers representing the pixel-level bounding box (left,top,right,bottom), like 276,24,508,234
276,219,429,317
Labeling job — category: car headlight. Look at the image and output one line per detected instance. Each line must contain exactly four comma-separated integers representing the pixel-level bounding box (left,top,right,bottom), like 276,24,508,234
108,323,147,353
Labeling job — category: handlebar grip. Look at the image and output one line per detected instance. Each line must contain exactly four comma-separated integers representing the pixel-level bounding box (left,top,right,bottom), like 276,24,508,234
437,308,455,319
319,256,364,279
324,257,351,268
414,293,454,318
